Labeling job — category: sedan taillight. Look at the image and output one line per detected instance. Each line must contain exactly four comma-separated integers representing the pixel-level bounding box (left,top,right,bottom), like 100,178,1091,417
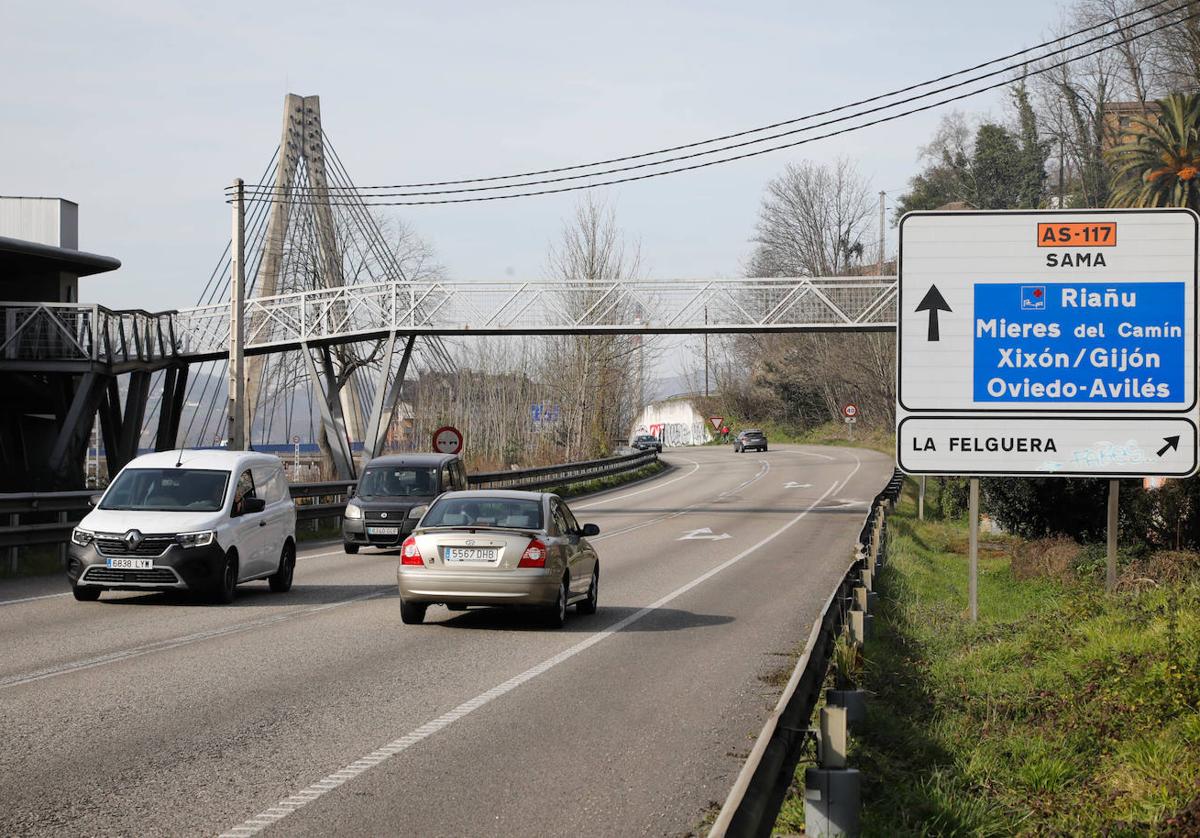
400,536,423,566
517,538,548,568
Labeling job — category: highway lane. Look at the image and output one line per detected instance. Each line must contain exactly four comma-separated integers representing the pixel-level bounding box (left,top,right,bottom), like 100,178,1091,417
0,444,892,837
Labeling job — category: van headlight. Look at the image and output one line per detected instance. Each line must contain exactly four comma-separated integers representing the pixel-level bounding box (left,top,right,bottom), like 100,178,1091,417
177,530,215,549
71,528,95,547
344,502,363,519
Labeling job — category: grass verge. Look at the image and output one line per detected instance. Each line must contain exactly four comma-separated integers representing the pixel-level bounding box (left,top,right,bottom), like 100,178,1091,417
843,486,1200,836
542,460,668,499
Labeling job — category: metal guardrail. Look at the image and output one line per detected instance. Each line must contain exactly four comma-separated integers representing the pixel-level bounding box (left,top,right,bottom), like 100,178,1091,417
0,450,660,570
709,468,905,838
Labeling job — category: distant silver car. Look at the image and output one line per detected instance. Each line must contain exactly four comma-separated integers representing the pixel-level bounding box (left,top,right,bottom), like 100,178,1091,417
396,490,600,627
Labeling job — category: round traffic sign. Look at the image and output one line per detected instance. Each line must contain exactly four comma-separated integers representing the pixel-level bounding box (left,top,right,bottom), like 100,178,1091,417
292,435,301,444
842,403,859,418
432,425,464,455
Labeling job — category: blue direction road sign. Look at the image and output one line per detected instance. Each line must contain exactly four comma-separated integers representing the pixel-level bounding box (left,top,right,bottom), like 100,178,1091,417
896,209,1199,477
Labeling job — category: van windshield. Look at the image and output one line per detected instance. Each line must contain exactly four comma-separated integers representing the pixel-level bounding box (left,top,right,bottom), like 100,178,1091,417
357,466,438,498
100,469,230,512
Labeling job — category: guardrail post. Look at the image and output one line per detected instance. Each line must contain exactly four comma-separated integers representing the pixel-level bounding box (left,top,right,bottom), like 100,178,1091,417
818,705,848,769
57,510,68,568
804,767,861,836
8,512,18,573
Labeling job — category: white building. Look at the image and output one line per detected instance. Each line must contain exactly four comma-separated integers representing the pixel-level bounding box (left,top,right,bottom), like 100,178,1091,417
630,398,712,447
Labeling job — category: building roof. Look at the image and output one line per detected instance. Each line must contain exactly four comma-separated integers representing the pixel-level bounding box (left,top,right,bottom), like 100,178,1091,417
0,234,120,277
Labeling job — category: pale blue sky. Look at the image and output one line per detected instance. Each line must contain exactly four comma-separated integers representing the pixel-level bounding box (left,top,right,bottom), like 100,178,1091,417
2,0,1059,313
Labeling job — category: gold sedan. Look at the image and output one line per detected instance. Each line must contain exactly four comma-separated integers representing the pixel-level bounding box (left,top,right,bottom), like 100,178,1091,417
396,490,600,627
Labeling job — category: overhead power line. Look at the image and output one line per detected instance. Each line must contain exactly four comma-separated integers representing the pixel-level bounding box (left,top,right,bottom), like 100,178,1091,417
233,2,1193,207
241,0,1187,202
238,0,1179,195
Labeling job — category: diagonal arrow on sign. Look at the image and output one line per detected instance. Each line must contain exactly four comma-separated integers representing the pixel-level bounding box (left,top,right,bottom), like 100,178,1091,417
678,527,732,541
1157,435,1181,457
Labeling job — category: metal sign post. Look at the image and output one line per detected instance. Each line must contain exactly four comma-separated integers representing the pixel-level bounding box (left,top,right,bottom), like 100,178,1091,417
896,209,1200,618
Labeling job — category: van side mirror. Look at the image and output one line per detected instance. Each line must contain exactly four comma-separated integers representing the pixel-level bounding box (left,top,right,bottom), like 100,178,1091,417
88,493,103,508
580,523,600,537
234,497,266,516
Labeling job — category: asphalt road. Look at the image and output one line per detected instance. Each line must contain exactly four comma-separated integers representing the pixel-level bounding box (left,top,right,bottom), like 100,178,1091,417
0,444,893,837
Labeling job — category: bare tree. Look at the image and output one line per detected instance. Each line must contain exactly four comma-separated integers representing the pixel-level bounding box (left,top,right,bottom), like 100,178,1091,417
541,197,645,459
748,158,873,278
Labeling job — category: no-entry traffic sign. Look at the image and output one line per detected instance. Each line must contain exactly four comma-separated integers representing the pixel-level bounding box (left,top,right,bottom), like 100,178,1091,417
896,209,1199,477
432,426,463,455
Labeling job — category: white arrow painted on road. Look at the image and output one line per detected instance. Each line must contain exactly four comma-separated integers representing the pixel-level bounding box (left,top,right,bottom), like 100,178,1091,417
678,527,732,541
784,482,813,489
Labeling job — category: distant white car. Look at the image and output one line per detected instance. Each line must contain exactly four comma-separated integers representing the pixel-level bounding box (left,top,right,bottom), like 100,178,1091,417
68,449,297,603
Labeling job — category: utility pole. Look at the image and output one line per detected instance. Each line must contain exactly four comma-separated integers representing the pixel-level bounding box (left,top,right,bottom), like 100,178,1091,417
704,305,710,397
878,191,886,275
228,178,247,450
1058,136,1065,209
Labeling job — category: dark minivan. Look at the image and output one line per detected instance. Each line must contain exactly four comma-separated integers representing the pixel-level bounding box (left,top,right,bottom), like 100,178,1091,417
342,453,468,553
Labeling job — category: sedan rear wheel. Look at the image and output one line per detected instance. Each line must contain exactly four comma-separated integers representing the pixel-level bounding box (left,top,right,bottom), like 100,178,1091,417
577,567,598,615
400,598,427,624
545,577,568,628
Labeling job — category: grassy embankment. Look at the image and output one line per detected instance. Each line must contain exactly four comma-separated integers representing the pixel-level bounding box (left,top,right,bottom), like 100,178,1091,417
773,481,1200,836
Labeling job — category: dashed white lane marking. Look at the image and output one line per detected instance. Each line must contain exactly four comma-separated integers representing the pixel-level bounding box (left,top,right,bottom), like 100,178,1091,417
0,589,391,690
217,478,842,838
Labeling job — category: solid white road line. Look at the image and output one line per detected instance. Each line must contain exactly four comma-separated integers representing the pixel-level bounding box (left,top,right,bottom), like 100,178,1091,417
573,456,702,509
217,478,842,838
0,589,392,691
590,459,770,543
0,591,71,606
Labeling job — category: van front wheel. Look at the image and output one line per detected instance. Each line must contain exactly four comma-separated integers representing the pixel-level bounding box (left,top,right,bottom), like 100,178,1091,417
212,552,238,604
268,542,295,593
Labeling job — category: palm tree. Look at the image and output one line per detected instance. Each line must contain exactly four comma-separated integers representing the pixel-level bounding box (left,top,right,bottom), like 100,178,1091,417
1108,93,1200,211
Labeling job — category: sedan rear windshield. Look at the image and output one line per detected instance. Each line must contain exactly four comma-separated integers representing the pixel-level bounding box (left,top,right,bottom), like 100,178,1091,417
100,468,230,512
358,466,437,497
422,497,543,530
743,431,765,438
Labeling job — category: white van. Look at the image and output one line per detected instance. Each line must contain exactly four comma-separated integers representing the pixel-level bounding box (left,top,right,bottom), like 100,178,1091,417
68,449,297,603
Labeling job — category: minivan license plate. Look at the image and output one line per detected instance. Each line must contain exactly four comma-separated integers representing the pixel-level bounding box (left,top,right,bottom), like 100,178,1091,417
368,526,399,535
106,558,152,570
444,547,497,562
